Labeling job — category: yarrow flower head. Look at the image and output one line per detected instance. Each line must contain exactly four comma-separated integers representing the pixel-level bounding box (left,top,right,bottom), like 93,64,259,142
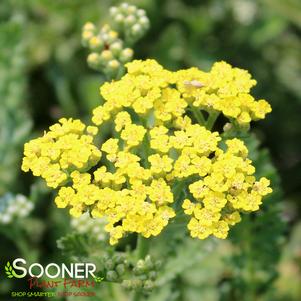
22,118,101,188
175,61,271,125
22,59,272,245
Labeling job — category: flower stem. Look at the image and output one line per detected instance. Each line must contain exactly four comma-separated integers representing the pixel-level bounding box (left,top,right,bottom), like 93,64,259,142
136,235,150,260
189,104,206,125
116,66,125,80
133,291,142,301
206,111,219,130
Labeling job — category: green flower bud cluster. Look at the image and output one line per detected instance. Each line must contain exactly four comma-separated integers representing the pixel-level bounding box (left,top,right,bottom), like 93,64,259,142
110,3,150,44
99,253,160,292
70,212,107,241
101,253,129,282
0,193,33,224
121,255,161,292
82,22,133,77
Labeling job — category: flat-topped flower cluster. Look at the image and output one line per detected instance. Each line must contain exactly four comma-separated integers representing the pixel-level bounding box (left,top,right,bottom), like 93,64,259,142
22,59,272,245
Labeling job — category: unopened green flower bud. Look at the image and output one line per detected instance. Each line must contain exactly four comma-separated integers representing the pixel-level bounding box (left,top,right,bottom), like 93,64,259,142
109,6,118,16
131,279,143,289
123,259,129,268
120,2,129,12
88,36,104,51
107,59,120,71
102,24,111,33
100,50,113,63
87,53,101,69
110,41,123,56
107,30,119,44
139,16,150,29
83,22,96,32
82,31,94,46
144,255,154,269
131,24,142,35
137,9,146,17
125,15,136,26
144,280,155,291
128,5,137,14
136,259,146,271
82,22,97,47
115,13,124,24
106,270,118,281
105,59,121,78
101,33,109,43
121,279,132,289
119,48,133,63
116,264,125,276
104,259,115,270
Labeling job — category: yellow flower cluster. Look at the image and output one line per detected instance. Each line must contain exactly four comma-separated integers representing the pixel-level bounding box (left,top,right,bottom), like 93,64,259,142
183,138,272,239
53,131,177,244
22,59,273,245
22,118,101,188
93,59,271,127
175,61,272,125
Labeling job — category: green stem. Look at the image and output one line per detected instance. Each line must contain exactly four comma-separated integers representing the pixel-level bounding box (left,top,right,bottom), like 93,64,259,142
108,282,119,300
206,111,219,130
48,67,78,117
136,236,150,260
244,215,257,301
172,180,186,212
141,133,151,168
116,66,125,80
133,291,142,301
189,104,206,125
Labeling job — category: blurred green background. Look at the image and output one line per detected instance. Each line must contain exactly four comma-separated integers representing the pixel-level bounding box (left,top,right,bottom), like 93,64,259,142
0,0,300,300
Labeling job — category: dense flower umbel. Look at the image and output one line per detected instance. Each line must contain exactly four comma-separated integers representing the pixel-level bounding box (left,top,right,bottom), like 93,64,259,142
22,59,272,244
93,59,271,127
22,118,101,188
176,62,272,125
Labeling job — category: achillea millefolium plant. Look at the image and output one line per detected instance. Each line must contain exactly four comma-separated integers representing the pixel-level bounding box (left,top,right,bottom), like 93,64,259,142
21,58,272,245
